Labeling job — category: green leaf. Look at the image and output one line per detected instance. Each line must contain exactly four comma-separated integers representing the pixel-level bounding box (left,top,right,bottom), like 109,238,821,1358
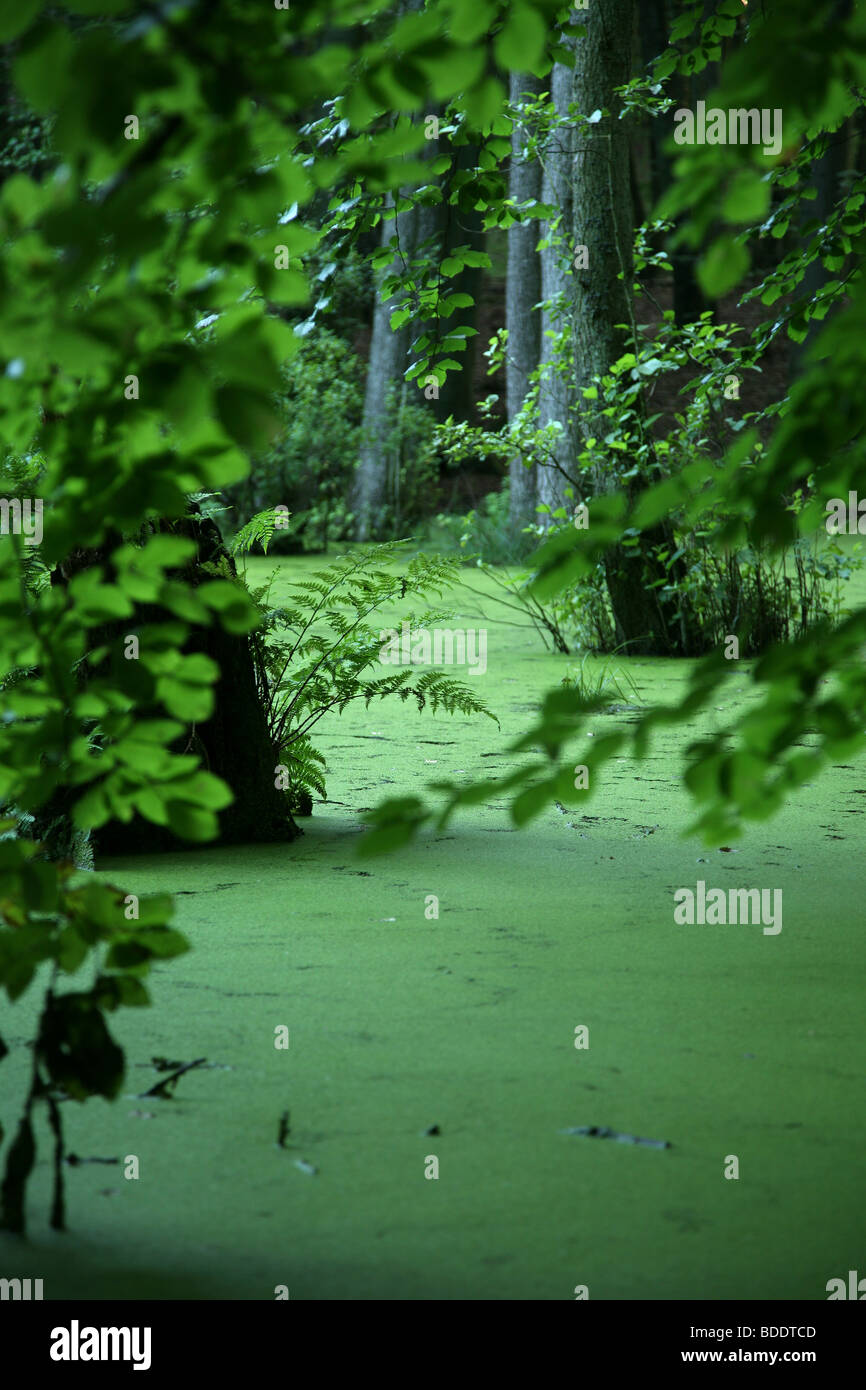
72,784,111,831
0,0,40,43
178,771,234,811
134,894,175,927
94,974,150,1010
446,0,497,44
164,802,219,842
462,77,506,131
722,170,771,224
14,24,76,114
56,926,90,976
207,323,284,394
156,684,214,723
215,386,281,449
494,3,547,71
697,235,750,298
135,926,189,959
511,780,554,827
356,796,429,857
120,535,196,574
419,45,486,99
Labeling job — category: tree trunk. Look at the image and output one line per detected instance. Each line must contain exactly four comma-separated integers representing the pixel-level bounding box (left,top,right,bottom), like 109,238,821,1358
506,72,544,532
571,0,696,655
571,1,635,399
636,0,708,324
639,0,670,207
352,190,417,541
436,143,485,425
351,0,431,541
39,514,301,859
537,58,578,520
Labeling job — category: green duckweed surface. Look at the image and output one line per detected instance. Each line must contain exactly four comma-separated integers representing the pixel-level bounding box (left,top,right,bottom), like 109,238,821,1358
3,554,865,1299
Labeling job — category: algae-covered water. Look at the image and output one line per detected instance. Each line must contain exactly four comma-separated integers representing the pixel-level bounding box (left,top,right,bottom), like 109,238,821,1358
2,554,865,1299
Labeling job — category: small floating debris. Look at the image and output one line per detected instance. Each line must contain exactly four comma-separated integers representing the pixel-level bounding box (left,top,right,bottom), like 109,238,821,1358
138,1057,208,1099
143,1057,233,1073
421,1124,440,1137
276,1110,291,1149
65,1154,120,1167
294,1158,318,1176
561,1125,671,1150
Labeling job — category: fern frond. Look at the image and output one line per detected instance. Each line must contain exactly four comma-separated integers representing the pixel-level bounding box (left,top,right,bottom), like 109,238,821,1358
230,508,292,558
279,733,328,807
236,542,499,805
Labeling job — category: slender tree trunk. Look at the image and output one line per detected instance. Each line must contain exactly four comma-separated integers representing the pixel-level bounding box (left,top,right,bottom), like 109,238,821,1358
571,2,634,395
537,58,577,520
436,144,485,424
352,191,417,541
506,72,544,532
571,0,696,655
351,0,429,541
639,0,670,208
637,0,708,323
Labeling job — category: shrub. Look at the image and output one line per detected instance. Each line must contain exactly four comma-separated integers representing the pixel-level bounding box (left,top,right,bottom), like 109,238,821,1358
228,329,364,552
